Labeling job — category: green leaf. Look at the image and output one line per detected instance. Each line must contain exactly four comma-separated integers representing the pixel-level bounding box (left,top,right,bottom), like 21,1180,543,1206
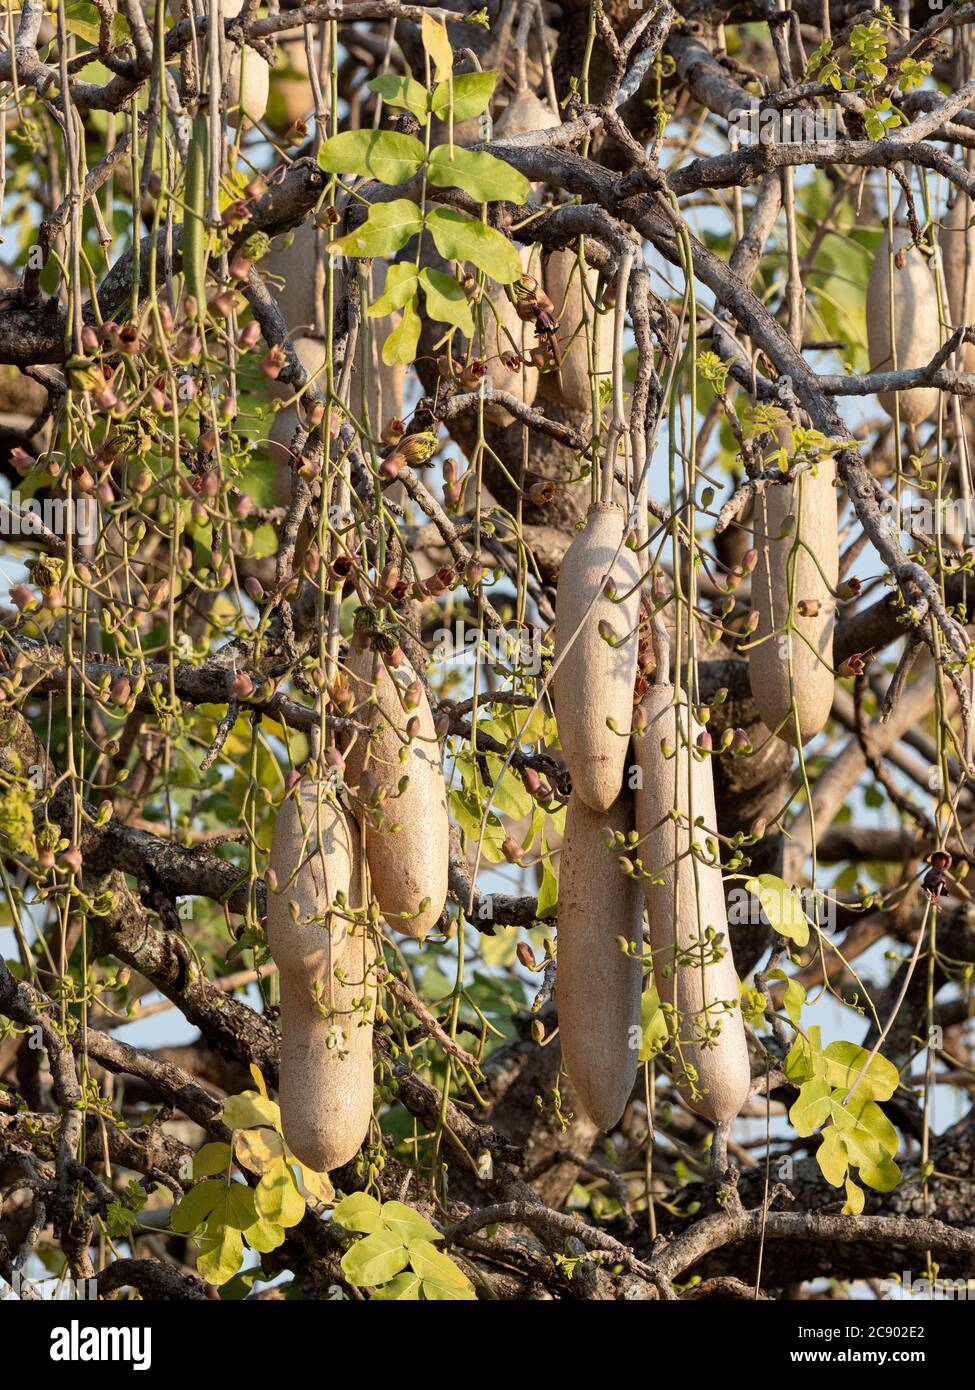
65,1,123,45
427,145,530,204
382,293,422,365
196,1221,244,1286
295,1162,335,1205
823,1041,899,1102
421,13,454,83
639,986,669,1062
816,1126,850,1187
782,977,806,1028
222,1090,280,1131
380,1200,443,1244
419,267,474,335
193,1142,232,1179
317,129,426,185
426,208,522,283
242,1214,286,1254
431,71,497,121
171,1180,223,1234
789,1077,833,1137
255,1161,306,1228
329,200,424,259
222,1183,259,1232
366,75,430,122
332,1190,385,1234
536,847,558,919
421,1277,477,1300
371,1270,423,1300
745,873,810,946
234,1127,286,1175
367,262,421,317
406,1238,474,1293
843,1178,865,1216
341,1229,410,1286
837,1093,899,1156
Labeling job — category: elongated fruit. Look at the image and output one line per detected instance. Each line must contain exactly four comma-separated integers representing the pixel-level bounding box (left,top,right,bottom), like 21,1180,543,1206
866,211,941,425
553,502,640,812
267,781,375,1171
557,790,644,1131
483,244,541,423
941,191,975,373
266,224,404,425
540,250,614,413
632,686,750,1125
267,335,327,481
344,642,449,938
482,89,559,423
168,0,268,126
749,458,838,745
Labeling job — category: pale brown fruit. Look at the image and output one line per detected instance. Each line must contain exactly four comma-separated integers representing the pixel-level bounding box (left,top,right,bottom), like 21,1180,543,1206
343,645,449,938
540,249,615,414
267,335,327,487
749,457,838,745
493,88,559,141
267,781,375,1171
865,212,941,425
168,0,268,127
553,502,640,812
270,36,313,135
556,790,644,1131
941,191,975,373
632,686,751,1125
265,225,404,426
483,244,541,424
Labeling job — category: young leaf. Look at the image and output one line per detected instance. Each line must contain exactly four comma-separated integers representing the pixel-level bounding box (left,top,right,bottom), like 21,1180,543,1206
421,13,454,83
196,1221,244,1286
382,292,422,365
368,262,422,317
427,146,530,204
419,267,474,335
171,1180,224,1234
380,1200,443,1244
816,1125,849,1187
371,1270,423,1300
341,1229,410,1286
431,70,497,121
242,1213,286,1254
788,1076,832,1137
426,207,522,283
193,1142,232,1179
318,129,426,185
332,1190,385,1234
639,986,669,1062
255,1160,305,1228
221,1090,279,1131
745,873,810,947
234,1126,286,1174
823,1041,899,1102
406,1237,475,1295
366,74,430,122
329,200,424,259
842,1178,865,1216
